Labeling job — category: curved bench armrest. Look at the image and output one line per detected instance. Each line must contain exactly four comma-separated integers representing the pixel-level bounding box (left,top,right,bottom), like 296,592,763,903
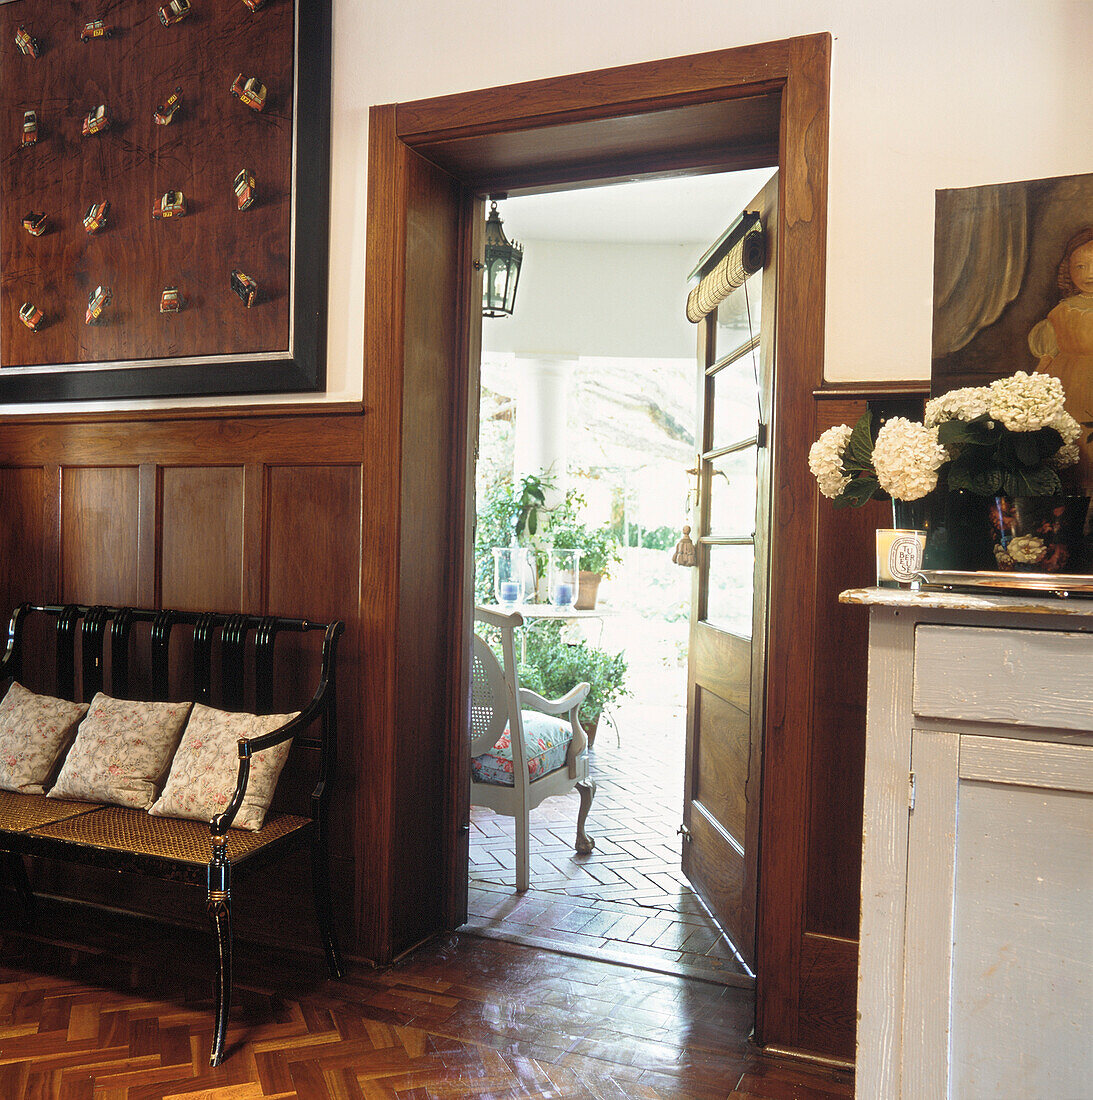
211,619,342,837
210,697,327,834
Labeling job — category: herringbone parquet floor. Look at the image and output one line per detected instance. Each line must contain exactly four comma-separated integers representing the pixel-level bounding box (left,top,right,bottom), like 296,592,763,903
467,687,749,984
0,903,853,1099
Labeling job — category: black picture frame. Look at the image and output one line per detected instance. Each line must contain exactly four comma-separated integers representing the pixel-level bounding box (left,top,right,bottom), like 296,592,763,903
0,0,331,403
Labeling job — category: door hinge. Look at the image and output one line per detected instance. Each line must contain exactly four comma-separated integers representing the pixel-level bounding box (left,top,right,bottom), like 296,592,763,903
677,823,692,843
757,421,768,448
908,771,916,812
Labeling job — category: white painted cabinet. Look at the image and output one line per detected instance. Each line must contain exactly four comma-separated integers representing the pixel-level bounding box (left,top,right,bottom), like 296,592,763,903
844,589,1093,1100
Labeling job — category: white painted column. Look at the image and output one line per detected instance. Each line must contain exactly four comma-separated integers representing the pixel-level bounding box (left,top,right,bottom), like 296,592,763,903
513,355,576,508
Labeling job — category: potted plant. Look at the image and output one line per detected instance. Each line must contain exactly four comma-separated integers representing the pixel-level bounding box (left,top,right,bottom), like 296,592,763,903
548,489,623,608
519,621,628,746
809,370,1088,573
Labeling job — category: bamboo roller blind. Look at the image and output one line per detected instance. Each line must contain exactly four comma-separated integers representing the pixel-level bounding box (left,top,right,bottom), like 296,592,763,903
686,220,765,323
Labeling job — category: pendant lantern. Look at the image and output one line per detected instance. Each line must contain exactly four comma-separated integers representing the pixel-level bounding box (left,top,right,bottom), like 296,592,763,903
482,200,523,318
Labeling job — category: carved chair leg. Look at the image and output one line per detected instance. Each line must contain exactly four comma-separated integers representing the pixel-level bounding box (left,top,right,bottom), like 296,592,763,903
575,778,596,855
207,841,232,1068
2,851,35,925
515,813,531,893
310,836,344,979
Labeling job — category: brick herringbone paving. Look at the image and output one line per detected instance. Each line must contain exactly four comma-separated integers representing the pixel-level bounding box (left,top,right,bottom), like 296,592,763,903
468,694,750,984
0,908,852,1098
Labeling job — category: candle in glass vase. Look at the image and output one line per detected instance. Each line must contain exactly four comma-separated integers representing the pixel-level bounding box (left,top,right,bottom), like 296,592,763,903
554,582,573,606
499,580,519,604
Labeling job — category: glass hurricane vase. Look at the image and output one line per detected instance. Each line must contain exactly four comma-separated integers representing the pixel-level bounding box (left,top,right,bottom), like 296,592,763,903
548,549,581,609
493,547,530,609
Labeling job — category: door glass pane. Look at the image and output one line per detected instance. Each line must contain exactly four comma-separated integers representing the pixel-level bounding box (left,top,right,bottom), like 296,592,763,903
710,356,759,449
714,275,762,359
705,543,754,637
708,446,757,538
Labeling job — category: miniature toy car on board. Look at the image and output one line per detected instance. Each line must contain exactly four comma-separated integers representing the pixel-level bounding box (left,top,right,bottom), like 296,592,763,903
22,110,37,147
230,270,258,307
82,105,109,136
22,212,47,236
15,26,39,59
152,190,186,219
158,0,191,27
83,201,110,233
85,285,112,325
19,303,43,332
242,0,267,10
159,286,182,313
230,75,267,112
233,168,255,211
80,20,113,42
154,86,183,126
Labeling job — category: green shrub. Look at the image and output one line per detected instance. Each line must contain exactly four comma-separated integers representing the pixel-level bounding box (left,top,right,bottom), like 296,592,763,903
519,621,628,723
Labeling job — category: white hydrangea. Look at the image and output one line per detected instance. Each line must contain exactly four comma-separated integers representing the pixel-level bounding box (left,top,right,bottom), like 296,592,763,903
808,424,854,499
924,386,991,427
1007,534,1047,564
872,418,948,502
993,544,1014,567
987,371,1065,432
1051,441,1081,468
1049,411,1082,445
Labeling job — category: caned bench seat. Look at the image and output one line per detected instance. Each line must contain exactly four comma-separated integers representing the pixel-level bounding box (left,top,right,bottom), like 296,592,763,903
0,602,345,1068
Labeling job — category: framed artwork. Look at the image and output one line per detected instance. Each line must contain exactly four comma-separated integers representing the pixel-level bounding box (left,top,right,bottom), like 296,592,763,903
0,0,331,402
932,170,1093,478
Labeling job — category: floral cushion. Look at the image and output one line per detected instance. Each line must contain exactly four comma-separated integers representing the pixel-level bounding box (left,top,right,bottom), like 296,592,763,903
149,703,299,831
0,682,89,795
472,709,573,787
48,694,192,809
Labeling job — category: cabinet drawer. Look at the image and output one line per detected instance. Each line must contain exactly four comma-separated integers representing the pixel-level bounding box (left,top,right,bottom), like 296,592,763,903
913,624,1093,732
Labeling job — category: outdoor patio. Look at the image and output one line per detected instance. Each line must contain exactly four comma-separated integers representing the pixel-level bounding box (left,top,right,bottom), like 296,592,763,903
466,665,751,986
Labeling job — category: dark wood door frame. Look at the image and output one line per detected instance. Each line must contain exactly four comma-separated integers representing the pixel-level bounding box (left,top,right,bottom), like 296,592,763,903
364,33,831,1057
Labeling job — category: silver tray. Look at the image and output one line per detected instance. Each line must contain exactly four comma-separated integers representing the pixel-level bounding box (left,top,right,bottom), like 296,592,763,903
914,569,1093,597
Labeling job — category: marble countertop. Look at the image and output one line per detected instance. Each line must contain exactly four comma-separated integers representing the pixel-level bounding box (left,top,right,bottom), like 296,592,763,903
840,584,1093,618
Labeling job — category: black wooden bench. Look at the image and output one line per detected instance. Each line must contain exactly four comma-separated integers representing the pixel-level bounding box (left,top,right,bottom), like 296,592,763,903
0,603,345,1067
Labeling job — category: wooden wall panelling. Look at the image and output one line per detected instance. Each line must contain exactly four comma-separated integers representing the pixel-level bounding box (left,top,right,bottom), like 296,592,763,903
795,391,928,1062
242,462,265,613
805,398,881,944
0,413,365,467
60,465,141,606
0,412,368,959
159,466,245,610
265,461,364,939
0,467,47,614
137,463,157,606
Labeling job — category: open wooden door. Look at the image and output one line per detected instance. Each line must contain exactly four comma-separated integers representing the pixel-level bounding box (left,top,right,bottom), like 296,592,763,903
681,174,777,973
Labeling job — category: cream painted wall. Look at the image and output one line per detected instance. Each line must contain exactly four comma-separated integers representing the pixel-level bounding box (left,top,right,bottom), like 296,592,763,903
4,0,1089,412
329,0,1092,392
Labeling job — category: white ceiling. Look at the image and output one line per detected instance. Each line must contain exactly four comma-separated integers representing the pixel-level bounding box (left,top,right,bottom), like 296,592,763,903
494,168,776,247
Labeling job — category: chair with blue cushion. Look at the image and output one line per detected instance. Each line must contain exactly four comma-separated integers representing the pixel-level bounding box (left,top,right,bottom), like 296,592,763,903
470,605,596,892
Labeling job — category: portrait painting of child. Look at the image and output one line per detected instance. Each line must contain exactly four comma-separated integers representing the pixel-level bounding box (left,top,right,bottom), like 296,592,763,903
932,172,1093,490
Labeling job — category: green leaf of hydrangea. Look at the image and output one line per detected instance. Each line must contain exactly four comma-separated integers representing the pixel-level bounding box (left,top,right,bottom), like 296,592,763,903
834,474,879,508
937,420,975,448
1003,466,1061,498
844,411,875,470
